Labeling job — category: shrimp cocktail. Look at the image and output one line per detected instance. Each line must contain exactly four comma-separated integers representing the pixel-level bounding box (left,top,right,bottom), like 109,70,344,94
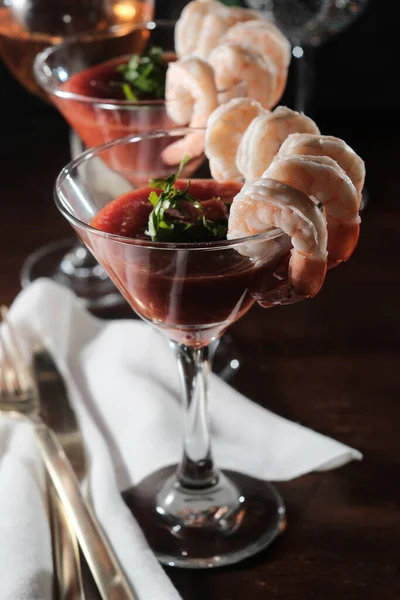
31,0,294,312
55,100,365,568
35,0,293,177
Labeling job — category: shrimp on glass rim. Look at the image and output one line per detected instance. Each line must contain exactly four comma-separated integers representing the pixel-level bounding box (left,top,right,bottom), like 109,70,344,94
162,57,218,165
278,133,366,206
236,106,320,181
264,154,360,265
205,97,267,182
175,0,262,60
208,42,278,109
222,20,291,105
228,178,328,304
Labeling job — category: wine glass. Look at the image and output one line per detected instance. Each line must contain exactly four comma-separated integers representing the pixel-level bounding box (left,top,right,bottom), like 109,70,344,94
0,0,154,99
244,0,371,114
55,128,290,568
243,0,371,212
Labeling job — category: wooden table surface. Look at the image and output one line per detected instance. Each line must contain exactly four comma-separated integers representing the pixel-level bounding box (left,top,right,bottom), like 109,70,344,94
1,104,399,599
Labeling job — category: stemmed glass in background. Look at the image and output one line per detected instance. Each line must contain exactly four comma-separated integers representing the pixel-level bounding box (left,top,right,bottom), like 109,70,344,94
55,129,290,568
0,0,154,99
243,0,371,114
0,0,155,310
31,20,179,310
243,0,371,212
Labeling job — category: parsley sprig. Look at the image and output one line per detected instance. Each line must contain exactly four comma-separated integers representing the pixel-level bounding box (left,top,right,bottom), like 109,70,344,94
145,157,228,243
117,46,167,101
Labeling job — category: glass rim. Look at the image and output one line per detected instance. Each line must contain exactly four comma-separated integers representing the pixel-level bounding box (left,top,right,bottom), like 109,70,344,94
55,128,286,252
33,20,175,108
33,19,241,109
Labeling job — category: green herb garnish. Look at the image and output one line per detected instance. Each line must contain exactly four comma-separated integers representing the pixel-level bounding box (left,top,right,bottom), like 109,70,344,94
117,45,167,101
201,216,228,240
145,157,228,243
121,83,138,101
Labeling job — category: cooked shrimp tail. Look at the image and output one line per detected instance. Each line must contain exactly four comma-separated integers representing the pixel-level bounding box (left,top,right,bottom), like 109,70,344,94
205,97,267,181
228,178,328,302
278,133,366,206
222,20,291,105
162,57,218,165
236,106,320,181
175,0,263,60
265,154,360,264
208,42,278,109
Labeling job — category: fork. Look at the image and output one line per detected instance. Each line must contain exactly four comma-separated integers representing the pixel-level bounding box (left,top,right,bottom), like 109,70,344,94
0,306,85,598
0,307,137,600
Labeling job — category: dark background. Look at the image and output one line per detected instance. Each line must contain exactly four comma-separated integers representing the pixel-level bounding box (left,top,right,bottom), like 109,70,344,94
0,0,398,129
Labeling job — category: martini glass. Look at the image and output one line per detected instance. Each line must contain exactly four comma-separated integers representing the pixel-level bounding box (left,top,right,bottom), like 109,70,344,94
33,20,246,312
55,128,290,568
26,20,176,310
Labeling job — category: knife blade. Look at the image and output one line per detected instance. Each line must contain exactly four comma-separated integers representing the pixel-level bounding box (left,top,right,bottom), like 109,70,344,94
33,349,86,480
32,347,134,600
33,347,86,600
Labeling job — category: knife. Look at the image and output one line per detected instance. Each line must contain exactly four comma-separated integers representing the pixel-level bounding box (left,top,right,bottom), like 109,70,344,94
33,349,86,481
33,348,86,600
32,346,137,600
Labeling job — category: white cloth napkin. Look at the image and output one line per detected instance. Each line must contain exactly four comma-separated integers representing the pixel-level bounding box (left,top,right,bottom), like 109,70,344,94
0,279,362,600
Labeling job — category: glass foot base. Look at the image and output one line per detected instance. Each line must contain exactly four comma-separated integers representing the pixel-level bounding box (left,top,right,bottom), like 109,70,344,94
123,466,286,569
20,238,126,311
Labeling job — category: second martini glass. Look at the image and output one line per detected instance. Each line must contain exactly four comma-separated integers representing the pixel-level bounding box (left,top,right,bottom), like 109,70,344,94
30,20,180,310
32,20,244,311
55,129,290,568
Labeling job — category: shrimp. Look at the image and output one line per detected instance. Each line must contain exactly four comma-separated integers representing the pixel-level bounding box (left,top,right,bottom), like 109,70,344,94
175,0,262,60
205,97,267,181
228,178,328,301
208,43,278,109
229,6,263,24
265,154,360,264
165,57,218,126
236,106,320,181
222,20,291,105
279,133,366,205
162,57,218,165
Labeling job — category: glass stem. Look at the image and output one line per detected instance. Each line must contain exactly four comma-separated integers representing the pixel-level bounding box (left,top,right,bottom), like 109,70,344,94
294,43,315,116
171,341,219,490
